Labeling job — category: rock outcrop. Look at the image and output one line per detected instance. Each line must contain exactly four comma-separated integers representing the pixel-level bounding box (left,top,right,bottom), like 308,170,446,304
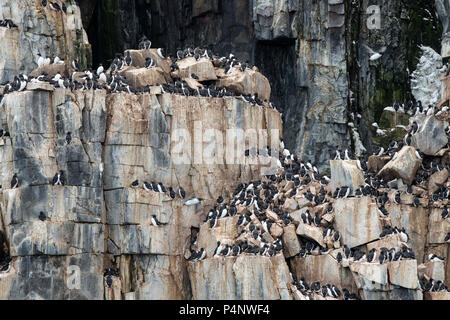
0,0,91,83
0,0,449,301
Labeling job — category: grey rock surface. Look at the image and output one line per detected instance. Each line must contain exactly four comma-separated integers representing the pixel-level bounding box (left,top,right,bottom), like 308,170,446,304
0,0,91,83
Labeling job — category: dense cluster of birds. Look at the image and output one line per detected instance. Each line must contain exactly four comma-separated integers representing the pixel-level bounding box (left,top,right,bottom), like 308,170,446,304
0,36,278,113
290,273,358,300
384,99,449,118
184,100,450,299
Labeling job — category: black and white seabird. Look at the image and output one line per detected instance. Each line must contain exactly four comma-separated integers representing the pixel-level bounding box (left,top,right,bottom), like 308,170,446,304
125,52,132,66
441,207,449,219
157,182,166,193
445,232,450,243
178,186,186,199
428,254,445,262
394,192,401,204
151,215,164,227
157,48,166,59
367,248,377,263
168,187,176,199
10,174,19,189
130,179,139,188
49,2,61,11
52,170,65,186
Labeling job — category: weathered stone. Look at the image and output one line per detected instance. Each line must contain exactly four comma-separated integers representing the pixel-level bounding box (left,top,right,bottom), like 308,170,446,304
427,207,450,244
367,234,404,252
411,114,449,156
197,216,240,258
295,223,324,247
124,49,171,77
0,0,90,83
121,67,167,88
367,155,390,173
282,198,298,212
387,203,429,263
30,63,68,79
418,261,446,282
424,291,450,300
282,224,301,258
378,146,422,185
253,0,298,40
428,168,449,196
118,255,190,299
330,160,365,195
188,255,292,300
334,197,382,248
26,82,55,92
175,57,217,81
350,262,389,288
217,68,271,101
290,254,355,290
270,223,284,238
388,260,419,289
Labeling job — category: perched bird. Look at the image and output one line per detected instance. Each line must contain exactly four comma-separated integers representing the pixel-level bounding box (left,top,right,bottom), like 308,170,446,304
52,170,65,186
10,174,19,189
130,179,139,188
442,207,449,219
168,187,176,199
178,186,186,199
151,215,165,227
38,211,46,221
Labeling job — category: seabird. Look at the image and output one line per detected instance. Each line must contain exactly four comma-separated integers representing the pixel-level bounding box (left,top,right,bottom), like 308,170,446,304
184,197,204,206
214,241,224,257
197,248,206,261
145,57,155,69
125,52,132,66
39,211,46,221
130,179,139,188
49,2,61,11
96,64,104,76
363,44,385,61
151,215,164,227
52,170,65,186
66,132,72,144
415,149,423,160
367,248,377,263
413,195,420,208
157,182,166,193
157,48,166,59
441,207,448,219
379,248,388,264
10,174,19,189
143,181,152,191
178,186,186,199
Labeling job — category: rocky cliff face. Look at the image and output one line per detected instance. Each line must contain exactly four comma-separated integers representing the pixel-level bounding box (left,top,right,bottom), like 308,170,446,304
0,0,449,301
0,84,281,299
80,0,442,171
0,0,91,83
